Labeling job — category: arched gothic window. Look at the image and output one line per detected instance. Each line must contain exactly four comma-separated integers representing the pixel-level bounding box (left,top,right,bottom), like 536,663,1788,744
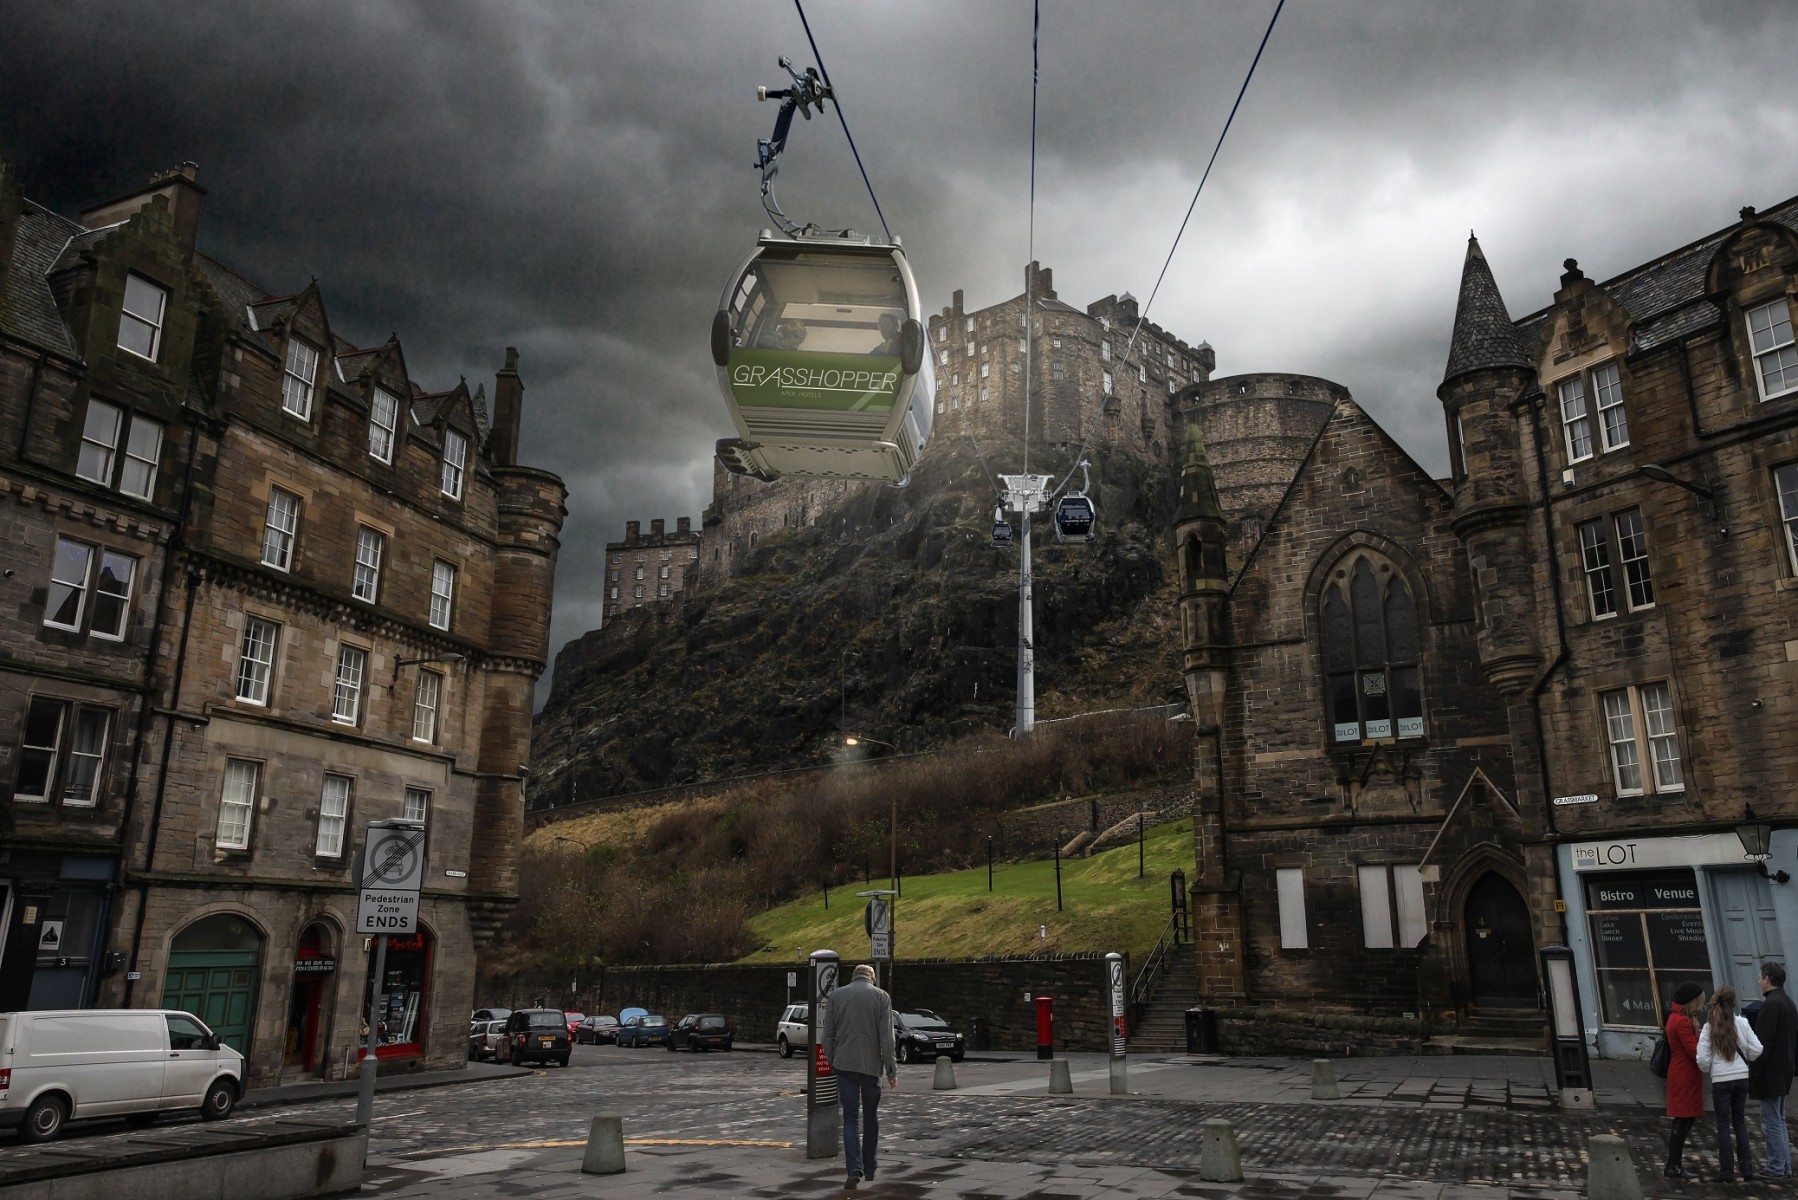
1321,554,1423,743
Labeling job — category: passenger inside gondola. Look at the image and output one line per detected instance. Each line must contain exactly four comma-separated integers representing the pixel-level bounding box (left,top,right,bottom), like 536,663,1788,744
874,311,902,356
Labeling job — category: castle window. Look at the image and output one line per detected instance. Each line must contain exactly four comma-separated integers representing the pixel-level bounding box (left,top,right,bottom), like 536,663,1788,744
316,774,351,858
353,527,384,603
282,338,318,420
15,697,110,807
1747,299,1798,401
1102,371,1113,395
429,560,456,630
235,617,280,705
1275,868,1308,949
261,487,300,571
1358,864,1428,949
1100,317,1110,331
966,340,974,357
1138,364,1146,383
1777,463,1798,575
1557,362,1628,463
935,325,945,342
1101,341,1112,361
441,429,467,500
1321,555,1423,743
118,274,167,361
215,759,260,850
1601,682,1683,796
980,362,989,379
965,316,974,332
332,645,366,725
77,399,162,500
368,387,400,464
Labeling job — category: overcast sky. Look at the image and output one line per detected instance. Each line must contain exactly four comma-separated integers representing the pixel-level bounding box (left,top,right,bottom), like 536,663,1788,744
5,1,1794,684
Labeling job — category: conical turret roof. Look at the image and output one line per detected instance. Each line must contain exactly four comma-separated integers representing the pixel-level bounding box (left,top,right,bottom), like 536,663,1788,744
1443,235,1530,382
1173,421,1223,527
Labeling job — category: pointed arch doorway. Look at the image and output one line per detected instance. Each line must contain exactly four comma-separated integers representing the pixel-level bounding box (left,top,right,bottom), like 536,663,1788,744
1464,872,1537,1008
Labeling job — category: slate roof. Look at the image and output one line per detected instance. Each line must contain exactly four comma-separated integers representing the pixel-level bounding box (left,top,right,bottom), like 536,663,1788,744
0,202,83,357
50,224,122,275
1443,236,1530,382
1514,194,1798,353
197,254,270,323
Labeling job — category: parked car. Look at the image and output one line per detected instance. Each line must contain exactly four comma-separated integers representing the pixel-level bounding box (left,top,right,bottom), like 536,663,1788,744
777,1003,811,1058
575,1015,620,1045
670,1013,733,1052
471,1007,511,1024
467,1018,507,1061
617,1014,671,1048
893,1010,965,1063
499,1009,571,1066
562,1011,586,1037
0,1009,244,1142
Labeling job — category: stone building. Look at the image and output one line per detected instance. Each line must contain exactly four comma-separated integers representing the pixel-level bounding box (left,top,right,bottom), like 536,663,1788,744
1177,194,1798,1057
601,517,703,625
0,159,566,1086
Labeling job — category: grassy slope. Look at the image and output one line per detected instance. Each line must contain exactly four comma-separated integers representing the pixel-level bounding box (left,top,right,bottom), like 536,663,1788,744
738,818,1194,964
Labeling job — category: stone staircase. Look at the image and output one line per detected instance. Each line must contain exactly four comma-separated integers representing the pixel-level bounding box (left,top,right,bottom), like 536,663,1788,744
1424,1006,1548,1057
1127,941,1200,1053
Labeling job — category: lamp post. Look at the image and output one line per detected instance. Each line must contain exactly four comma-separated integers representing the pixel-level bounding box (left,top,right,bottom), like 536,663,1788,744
390,650,466,683
553,835,590,852
845,735,899,895
1736,805,1788,883
1638,462,1722,526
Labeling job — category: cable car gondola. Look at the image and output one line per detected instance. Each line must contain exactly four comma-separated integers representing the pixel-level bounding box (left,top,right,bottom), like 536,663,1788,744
712,233,934,483
1054,492,1096,542
991,506,1014,547
710,56,934,485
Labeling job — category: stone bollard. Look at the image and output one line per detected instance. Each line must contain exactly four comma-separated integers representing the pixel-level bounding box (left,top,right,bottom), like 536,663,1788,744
933,1055,957,1090
1198,1118,1244,1183
1311,1058,1340,1100
582,1114,626,1175
1586,1134,1643,1200
1048,1058,1073,1094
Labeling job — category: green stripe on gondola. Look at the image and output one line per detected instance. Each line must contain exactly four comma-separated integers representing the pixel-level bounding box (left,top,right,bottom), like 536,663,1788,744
729,349,902,413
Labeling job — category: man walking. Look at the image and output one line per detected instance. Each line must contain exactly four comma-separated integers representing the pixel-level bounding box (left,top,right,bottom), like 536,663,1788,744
821,963,897,1189
1752,961,1798,1178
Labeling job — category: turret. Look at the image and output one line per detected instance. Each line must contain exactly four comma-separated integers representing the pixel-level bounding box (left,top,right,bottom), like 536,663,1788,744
1174,420,1231,726
1440,235,1542,694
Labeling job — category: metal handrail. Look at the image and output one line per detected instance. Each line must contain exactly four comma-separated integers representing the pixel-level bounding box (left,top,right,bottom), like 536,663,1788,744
1130,909,1184,1012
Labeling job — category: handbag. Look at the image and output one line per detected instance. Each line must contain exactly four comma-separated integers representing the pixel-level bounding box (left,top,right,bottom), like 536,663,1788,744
1649,1033,1671,1078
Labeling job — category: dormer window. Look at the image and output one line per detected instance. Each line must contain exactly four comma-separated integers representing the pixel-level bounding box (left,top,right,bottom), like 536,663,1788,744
368,387,400,463
118,274,167,361
1746,299,1798,401
282,338,319,420
441,429,467,500
1557,361,1628,463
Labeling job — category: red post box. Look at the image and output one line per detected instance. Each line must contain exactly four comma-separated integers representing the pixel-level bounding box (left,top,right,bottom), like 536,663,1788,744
1035,995,1054,1060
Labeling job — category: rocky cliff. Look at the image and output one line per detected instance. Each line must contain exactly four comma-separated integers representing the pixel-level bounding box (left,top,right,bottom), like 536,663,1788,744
532,438,1185,804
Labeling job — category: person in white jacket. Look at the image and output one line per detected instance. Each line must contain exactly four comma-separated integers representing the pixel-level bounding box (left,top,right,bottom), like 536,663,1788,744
1697,983,1765,1182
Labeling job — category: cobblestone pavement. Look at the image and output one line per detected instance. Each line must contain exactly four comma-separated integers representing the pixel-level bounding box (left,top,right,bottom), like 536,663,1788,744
0,1048,1778,1197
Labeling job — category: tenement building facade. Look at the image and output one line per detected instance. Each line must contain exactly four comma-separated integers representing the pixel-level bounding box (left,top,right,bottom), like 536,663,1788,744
1178,195,1798,1058
0,159,566,1086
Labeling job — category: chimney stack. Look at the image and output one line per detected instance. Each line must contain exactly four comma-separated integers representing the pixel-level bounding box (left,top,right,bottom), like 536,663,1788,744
81,163,206,260
650,518,665,539
625,521,640,544
488,347,523,466
677,516,691,535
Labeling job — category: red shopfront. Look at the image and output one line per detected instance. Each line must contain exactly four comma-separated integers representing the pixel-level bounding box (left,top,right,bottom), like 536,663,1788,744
361,929,433,1061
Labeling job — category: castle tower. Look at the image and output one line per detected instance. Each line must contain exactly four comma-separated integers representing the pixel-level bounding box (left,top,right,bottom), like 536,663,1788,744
468,349,568,944
1174,421,1246,1002
1440,237,1542,695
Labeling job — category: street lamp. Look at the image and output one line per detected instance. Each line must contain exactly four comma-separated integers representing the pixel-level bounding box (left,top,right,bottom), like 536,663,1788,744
1638,463,1721,524
845,735,901,905
553,835,591,852
391,651,466,683
1736,806,1788,883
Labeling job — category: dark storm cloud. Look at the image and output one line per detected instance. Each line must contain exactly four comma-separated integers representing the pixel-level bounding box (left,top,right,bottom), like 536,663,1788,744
5,1,1795,683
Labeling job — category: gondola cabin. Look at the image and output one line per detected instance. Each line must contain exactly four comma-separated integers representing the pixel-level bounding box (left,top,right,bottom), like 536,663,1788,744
712,233,934,484
1054,493,1096,542
991,508,1014,547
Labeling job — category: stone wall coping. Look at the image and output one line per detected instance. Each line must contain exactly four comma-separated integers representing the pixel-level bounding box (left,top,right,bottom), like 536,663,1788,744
0,1118,360,1185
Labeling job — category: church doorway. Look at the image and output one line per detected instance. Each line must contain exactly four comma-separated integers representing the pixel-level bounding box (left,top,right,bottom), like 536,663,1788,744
1464,872,1536,1008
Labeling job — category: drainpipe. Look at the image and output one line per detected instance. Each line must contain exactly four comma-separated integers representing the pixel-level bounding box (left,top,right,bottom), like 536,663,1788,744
1516,387,1570,839
15,349,46,462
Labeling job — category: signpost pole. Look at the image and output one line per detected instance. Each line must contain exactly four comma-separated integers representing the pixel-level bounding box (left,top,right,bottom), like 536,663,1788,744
805,949,841,1159
352,818,426,1131
357,933,388,1127
1106,951,1128,1095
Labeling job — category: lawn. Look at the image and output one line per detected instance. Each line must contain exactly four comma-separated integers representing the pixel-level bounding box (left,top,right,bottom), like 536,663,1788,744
738,817,1194,964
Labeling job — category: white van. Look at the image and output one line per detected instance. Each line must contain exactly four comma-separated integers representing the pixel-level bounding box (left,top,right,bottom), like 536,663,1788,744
0,1009,245,1141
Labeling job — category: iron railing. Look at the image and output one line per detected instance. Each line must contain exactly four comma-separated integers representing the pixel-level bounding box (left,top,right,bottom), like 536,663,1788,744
1130,908,1186,1017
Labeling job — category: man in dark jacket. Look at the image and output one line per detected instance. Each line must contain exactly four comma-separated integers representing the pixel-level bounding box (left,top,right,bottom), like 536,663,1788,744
1751,961,1798,1178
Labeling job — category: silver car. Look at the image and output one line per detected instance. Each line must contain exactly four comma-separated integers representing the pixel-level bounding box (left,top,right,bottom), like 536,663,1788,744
777,1003,812,1058
467,1018,506,1061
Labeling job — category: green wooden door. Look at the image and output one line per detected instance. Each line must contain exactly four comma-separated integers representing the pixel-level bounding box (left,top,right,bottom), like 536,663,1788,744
162,951,260,1055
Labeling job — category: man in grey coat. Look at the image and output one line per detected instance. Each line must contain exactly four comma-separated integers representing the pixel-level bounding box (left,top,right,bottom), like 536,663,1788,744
821,963,897,1189
1751,961,1798,1178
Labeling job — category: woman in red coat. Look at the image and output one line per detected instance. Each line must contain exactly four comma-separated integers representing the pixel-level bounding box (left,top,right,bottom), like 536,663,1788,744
1666,981,1708,1179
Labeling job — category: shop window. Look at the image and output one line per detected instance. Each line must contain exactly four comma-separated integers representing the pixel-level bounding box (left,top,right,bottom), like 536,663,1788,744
363,929,432,1058
1276,867,1308,949
1358,864,1428,948
1585,869,1708,1028
1321,554,1424,743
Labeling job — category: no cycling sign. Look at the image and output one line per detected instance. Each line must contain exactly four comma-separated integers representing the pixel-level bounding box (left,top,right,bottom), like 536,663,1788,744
355,820,427,934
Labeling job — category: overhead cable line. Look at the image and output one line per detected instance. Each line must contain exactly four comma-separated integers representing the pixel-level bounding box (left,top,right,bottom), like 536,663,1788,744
794,0,892,243
1051,0,1286,497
